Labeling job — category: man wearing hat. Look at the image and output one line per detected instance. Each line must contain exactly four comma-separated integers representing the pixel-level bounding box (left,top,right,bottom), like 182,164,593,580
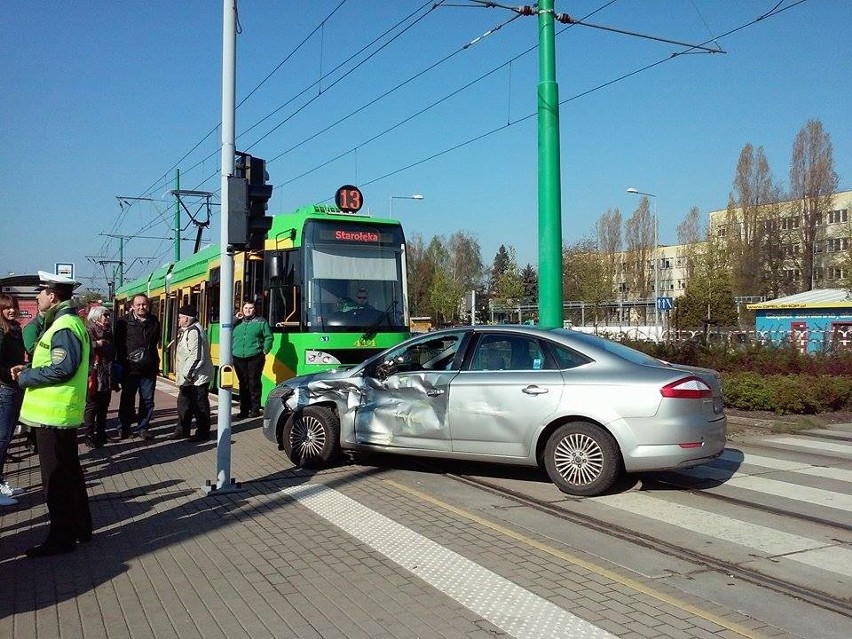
10,271,92,557
170,305,213,442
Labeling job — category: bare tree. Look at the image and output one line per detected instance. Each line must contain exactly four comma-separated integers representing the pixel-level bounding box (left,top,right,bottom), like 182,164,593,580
789,119,839,290
596,208,622,304
724,143,779,297
624,198,653,321
448,231,484,294
676,206,703,283
406,234,433,317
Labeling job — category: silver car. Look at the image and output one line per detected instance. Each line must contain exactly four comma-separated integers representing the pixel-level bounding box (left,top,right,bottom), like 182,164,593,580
262,326,727,496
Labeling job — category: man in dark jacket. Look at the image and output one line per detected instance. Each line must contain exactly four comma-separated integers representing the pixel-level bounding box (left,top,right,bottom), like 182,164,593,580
114,294,161,440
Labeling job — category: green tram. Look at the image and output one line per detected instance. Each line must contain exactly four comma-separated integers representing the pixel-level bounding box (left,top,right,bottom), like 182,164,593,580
114,203,411,402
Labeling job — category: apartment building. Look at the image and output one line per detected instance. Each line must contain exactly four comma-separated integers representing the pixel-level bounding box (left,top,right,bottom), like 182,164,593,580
611,190,852,303
708,189,852,292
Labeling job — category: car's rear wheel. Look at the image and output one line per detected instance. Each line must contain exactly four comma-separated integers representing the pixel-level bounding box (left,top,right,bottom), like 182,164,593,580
543,422,621,496
283,406,340,469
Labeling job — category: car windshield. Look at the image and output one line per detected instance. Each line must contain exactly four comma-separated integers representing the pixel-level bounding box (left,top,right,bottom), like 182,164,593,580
555,329,663,367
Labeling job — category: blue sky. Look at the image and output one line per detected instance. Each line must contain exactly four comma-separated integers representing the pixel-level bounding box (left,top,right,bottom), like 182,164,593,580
2,1,850,293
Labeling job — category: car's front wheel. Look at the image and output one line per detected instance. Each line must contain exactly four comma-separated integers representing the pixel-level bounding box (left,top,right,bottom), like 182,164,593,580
543,421,621,496
282,406,340,469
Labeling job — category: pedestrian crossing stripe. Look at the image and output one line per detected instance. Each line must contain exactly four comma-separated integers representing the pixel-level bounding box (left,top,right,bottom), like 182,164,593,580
591,492,852,578
720,450,852,483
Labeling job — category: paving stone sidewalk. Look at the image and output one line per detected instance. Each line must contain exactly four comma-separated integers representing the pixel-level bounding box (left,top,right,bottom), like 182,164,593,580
0,383,796,639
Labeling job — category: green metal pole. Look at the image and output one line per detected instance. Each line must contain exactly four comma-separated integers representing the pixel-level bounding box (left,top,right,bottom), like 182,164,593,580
537,0,564,329
119,237,125,287
174,168,181,262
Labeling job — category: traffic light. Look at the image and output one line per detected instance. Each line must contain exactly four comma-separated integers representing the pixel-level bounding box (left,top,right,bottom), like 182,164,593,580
227,153,273,251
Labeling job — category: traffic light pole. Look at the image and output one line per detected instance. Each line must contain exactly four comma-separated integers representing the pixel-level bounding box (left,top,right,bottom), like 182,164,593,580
206,0,240,495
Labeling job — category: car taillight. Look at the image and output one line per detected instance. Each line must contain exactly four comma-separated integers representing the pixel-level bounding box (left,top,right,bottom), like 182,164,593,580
660,376,712,399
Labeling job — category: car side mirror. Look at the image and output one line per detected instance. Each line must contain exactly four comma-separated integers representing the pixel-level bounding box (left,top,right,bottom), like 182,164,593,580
374,355,403,380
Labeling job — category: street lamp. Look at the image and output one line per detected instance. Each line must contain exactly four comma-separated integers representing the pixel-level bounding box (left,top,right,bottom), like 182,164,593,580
389,193,424,218
626,187,659,335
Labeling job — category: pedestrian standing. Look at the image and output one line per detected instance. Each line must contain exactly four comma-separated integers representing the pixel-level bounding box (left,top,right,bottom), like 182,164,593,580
22,310,44,359
20,310,44,453
115,294,160,440
83,306,116,449
10,272,92,557
0,294,26,506
169,305,213,442
232,300,272,418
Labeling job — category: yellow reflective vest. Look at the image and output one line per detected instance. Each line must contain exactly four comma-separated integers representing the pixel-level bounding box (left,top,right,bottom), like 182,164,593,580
20,311,90,427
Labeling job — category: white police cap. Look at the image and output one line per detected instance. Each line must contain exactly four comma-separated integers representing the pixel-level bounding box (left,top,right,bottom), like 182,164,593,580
36,270,80,291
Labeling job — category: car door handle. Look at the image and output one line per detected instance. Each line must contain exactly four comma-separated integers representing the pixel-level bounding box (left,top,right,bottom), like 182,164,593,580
522,385,548,395
426,389,445,396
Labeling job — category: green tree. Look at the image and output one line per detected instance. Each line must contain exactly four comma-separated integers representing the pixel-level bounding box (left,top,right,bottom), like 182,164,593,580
490,245,513,292
562,238,608,323
78,290,104,305
675,235,738,329
520,264,538,303
491,246,523,314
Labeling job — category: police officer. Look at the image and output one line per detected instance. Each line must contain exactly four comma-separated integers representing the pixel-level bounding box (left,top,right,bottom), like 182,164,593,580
10,271,92,557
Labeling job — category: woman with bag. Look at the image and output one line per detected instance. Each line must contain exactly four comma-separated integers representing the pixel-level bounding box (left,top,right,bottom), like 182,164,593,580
83,306,116,449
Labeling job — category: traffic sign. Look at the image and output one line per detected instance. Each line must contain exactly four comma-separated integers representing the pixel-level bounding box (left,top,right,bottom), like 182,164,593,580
657,296,673,311
55,262,75,280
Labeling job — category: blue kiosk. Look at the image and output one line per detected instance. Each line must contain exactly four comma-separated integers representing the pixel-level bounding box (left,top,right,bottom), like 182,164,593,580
747,288,852,353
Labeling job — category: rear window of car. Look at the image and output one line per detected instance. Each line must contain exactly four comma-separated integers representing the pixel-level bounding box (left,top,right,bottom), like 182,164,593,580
548,342,591,369
556,330,662,367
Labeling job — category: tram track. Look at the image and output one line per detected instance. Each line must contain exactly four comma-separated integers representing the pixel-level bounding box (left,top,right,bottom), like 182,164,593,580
434,469,852,620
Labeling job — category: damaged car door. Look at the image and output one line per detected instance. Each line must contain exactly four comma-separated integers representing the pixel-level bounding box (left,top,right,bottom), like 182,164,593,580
354,331,466,451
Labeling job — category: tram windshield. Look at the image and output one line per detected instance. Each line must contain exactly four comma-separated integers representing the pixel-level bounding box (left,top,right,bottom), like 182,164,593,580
268,219,407,333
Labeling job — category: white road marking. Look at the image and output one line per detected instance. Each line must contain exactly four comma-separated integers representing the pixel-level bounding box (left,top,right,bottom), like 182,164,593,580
758,436,852,457
720,449,852,483
674,466,852,511
594,492,852,578
282,483,617,639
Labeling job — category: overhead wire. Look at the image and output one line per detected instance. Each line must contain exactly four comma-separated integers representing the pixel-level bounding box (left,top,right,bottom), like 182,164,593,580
101,0,355,271
173,0,442,197
109,0,805,281
283,0,806,201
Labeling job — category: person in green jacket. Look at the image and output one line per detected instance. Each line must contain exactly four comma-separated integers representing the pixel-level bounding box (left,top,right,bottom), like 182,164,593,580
22,310,45,358
232,301,272,418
